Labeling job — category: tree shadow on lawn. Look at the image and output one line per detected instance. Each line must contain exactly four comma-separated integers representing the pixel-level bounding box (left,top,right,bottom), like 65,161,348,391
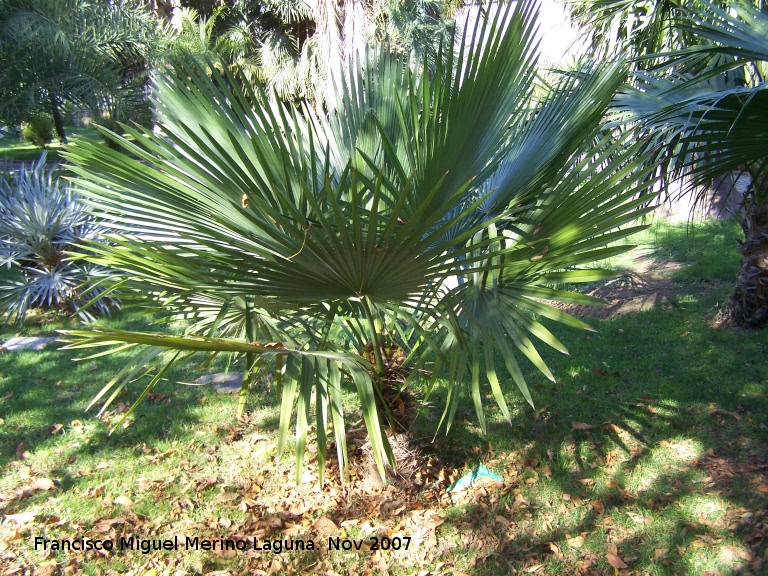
228,280,768,574
201,388,767,576
447,401,768,576
206,286,767,575
423,290,768,574
455,455,767,575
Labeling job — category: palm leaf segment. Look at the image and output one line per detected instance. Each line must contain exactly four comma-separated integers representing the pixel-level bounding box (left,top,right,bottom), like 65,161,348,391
62,2,656,482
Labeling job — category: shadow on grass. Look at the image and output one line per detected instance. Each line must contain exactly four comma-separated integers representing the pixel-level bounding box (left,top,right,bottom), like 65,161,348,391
639,217,742,284
0,345,210,467
439,405,768,575
417,275,768,574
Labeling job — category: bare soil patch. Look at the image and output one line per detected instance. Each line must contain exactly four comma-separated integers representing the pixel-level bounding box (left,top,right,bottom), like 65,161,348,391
554,250,687,319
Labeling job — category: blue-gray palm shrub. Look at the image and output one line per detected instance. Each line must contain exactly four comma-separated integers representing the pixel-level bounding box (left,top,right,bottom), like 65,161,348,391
0,155,118,323
61,3,657,483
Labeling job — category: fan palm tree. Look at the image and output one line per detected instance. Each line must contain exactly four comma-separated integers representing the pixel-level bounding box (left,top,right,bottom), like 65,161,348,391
565,0,765,65
61,2,657,483
567,0,691,65
0,0,165,142
612,0,768,326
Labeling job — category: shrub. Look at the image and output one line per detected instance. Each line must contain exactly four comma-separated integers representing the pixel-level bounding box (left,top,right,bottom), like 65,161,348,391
0,154,119,323
63,4,656,483
21,115,55,148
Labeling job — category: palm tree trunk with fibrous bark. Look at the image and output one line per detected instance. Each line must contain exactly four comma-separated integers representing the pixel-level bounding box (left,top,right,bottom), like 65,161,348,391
49,94,67,143
730,173,768,327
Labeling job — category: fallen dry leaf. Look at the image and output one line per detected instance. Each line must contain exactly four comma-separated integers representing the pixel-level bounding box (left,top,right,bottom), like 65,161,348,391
627,511,653,524
15,442,29,460
709,408,741,420
92,517,126,533
313,516,338,534
3,512,35,525
195,477,217,492
423,514,445,529
31,477,55,491
33,564,58,576
606,553,628,569
62,558,79,576
246,433,269,444
48,423,63,435
567,535,585,548
720,545,751,562
113,495,133,507
572,421,597,431
214,491,240,504
653,548,668,560
756,485,768,493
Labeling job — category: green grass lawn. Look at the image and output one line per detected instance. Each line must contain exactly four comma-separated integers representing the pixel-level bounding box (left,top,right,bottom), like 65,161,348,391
0,126,102,163
0,217,766,575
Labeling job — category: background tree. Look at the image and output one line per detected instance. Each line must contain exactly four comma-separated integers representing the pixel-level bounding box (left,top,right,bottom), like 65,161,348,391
612,0,768,326
0,0,166,141
166,0,453,104
566,0,695,68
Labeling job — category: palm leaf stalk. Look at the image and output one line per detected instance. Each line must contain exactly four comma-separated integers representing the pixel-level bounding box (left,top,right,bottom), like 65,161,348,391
61,2,657,483
613,0,768,326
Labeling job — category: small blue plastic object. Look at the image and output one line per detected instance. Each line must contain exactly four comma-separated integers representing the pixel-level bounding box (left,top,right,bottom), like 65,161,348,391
447,465,504,492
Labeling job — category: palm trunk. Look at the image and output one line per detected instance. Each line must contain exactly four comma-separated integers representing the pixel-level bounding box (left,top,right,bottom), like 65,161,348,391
730,178,768,327
50,94,67,143
315,0,343,102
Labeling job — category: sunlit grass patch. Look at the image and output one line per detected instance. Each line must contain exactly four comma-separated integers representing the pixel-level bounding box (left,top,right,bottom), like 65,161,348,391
0,126,102,163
